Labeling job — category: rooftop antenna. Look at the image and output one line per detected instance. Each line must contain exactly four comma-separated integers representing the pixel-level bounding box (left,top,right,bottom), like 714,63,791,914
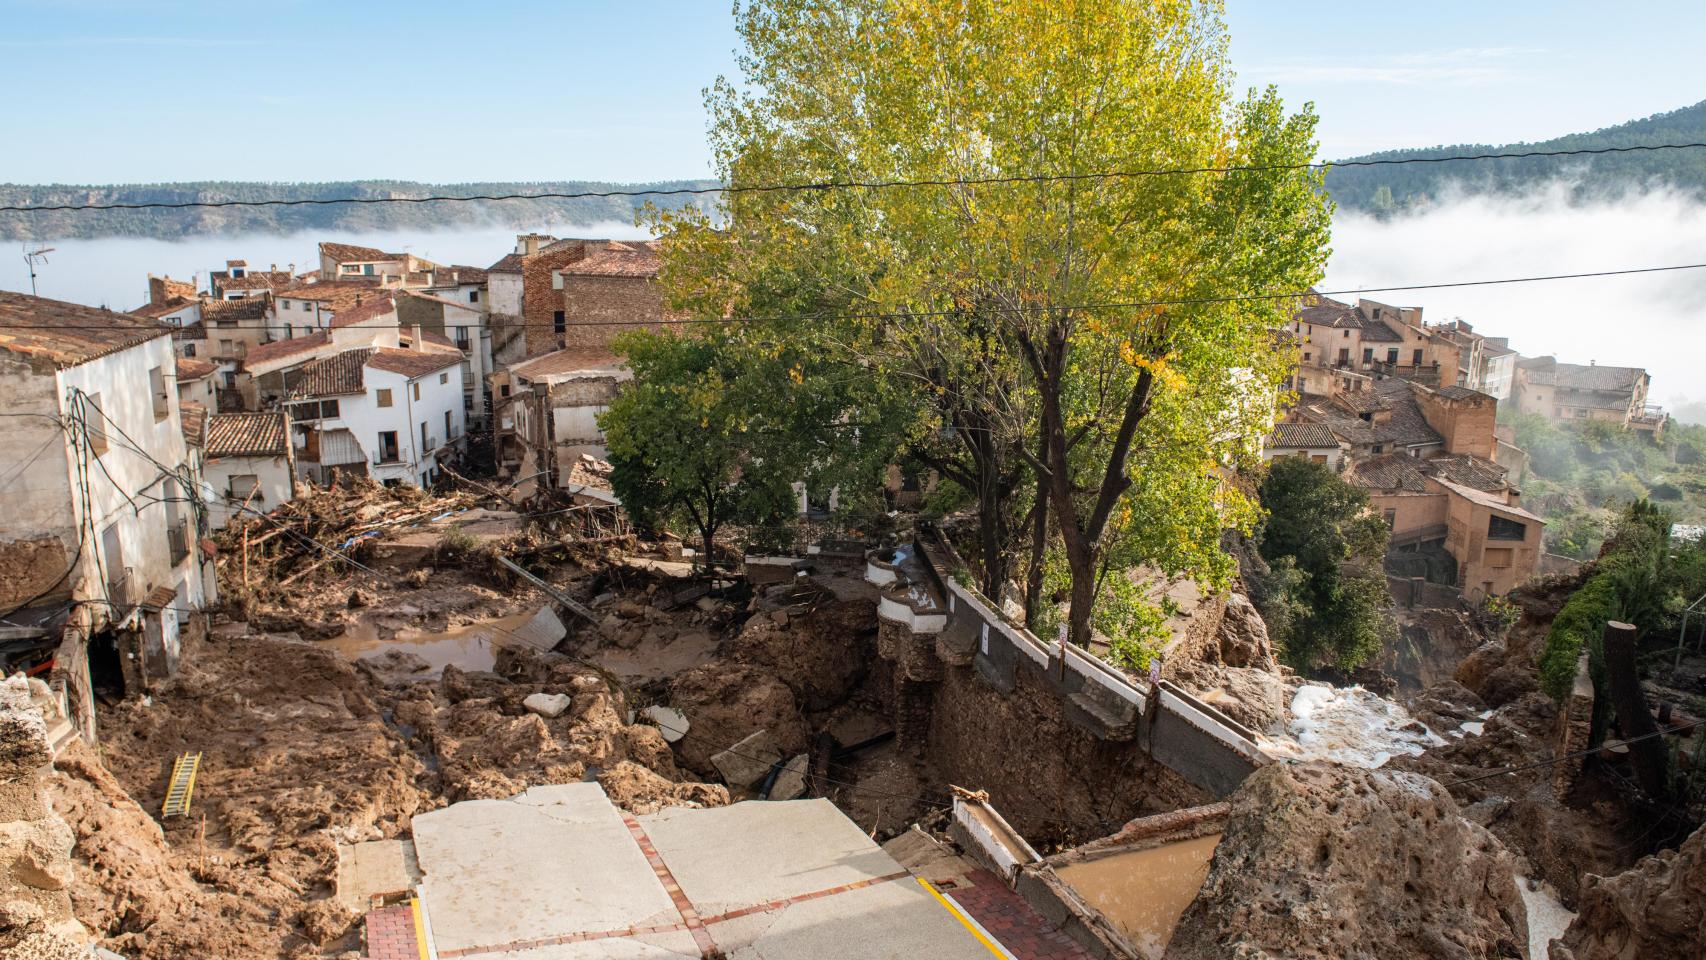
22,245,55,296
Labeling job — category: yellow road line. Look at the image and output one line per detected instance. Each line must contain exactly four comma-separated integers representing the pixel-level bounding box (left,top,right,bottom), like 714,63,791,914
410,897,430,960
916,877,1012,959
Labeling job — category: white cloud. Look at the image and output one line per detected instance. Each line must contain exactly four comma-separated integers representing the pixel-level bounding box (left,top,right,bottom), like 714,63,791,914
1325,181,1706,419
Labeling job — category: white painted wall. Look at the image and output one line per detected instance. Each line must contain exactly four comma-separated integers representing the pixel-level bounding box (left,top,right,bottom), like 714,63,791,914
202,454,294,529
297,356,467,487
489,273,524,317
54,335,210,625
0,357,81,609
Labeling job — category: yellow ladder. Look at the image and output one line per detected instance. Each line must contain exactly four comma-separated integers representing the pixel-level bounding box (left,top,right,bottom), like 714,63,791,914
163,752,202,818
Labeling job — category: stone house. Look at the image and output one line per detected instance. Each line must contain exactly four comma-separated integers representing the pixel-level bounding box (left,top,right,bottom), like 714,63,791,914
198,411,296,529
0,291,218,734
1287,293,1462,397
284,345,467,488
1260,422,1346,470
492,348,630,489
1512,357,1663,439
485,234,682,363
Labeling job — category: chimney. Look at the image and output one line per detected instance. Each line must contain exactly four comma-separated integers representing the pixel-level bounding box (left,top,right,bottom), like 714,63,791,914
411,323,427,351
270,263,277,272
451,270,460,284
522,234,541,257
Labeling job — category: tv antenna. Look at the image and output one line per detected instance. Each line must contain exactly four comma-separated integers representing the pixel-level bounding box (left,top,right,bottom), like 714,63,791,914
22,245,55,296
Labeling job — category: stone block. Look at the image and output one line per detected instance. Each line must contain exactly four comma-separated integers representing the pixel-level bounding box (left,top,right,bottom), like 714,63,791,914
710,729,781,789
523,693,572,719
770,754,809,800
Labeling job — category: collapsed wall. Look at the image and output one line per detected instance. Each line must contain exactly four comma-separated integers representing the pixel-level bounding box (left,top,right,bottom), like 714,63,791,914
0,674,91,960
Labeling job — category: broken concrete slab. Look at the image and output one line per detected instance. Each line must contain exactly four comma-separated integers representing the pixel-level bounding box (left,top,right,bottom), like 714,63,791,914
495,606,566,654
769,754,809,800
640,706,688,743
334,839,420,912
710,730,781,789
523,693,572,719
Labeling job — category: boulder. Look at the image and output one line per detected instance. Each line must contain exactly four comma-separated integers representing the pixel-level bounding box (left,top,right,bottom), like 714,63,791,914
1550,823,1706,960
522,693,572,719
710,730,781,789
770,754,809,800
1216,593,1275,670
640,706,689,743
1166,762,1529,960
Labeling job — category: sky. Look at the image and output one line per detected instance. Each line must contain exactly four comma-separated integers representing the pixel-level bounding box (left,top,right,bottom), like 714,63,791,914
0,0,1703,184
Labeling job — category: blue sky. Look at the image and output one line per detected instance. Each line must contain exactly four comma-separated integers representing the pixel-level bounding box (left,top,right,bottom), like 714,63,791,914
1,1,1702,184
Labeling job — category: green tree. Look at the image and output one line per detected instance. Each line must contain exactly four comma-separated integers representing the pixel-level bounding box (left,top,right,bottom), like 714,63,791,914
1256,456,1395,671
600,329,900,568
652,0,1331,646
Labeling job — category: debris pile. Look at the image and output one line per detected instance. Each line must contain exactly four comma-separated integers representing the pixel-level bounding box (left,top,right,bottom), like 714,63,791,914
0,676,90,960
1551,821,1706,960
1166,762,1530,960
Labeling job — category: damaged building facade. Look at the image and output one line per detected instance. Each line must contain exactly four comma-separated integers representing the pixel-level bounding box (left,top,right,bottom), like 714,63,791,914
0,292,215,740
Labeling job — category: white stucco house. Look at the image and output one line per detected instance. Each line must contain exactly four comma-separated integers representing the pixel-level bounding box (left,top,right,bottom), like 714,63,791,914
196,411,297,529
0,292,217,737
285,345,467,488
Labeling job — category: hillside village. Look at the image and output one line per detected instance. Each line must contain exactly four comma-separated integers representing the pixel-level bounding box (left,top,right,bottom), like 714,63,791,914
6,5,1706,960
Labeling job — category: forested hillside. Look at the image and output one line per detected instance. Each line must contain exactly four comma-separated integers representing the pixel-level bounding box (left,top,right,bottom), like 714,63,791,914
0,179,717,241
1326,99,1706,214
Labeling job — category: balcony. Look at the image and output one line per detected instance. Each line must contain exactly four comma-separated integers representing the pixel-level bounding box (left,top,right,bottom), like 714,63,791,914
104,566,135,611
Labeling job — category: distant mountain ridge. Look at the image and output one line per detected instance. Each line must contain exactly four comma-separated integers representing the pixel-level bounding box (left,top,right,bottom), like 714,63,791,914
1324,99,1706,215
0,179,718,242
4,100,1704,239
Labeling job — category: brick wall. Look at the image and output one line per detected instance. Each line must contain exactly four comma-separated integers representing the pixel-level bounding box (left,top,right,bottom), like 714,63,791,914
1414,387,1496,458
559,274,681,355
520,245,593,358
149,275,195,305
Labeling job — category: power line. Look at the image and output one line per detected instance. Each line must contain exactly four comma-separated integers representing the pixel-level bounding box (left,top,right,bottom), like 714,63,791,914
3,142,1703,214
1445,717,1702,788
6,262,1706,332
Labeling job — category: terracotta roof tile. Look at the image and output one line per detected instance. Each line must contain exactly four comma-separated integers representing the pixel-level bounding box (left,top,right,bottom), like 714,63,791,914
0,291,169,369
366,347,462,379
205,411,290,457
202,298,270,322
176,356,217,381
327,293,396,329
509,347,624,380
179,400,207,448
131,296,199,319
244,331,329,369
290,349,372,398
318,241,398,264
1267,423,1340,449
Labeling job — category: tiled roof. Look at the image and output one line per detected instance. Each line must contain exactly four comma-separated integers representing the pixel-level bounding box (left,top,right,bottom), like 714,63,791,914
1358,319,1404,343
436,265,488,285
213,270,294,292
276,281,384,311
202,297,270,322
131,296,199,319
319,241,398,264
179,400,207,448
487,252,526,274
1267,422,1340,449
1432,477,1544,523
244,331,329,369
1433,385,1488,401
1536,362,1646,393
558,243,662,278
1346,453,1428,492
176,356,217,381
509,347,625,380
327,293,396,330
0,291,169,369
1297,380,1444,450
290,349,373,398
366,347,462,379
206,411,290,457
400,291,479,313
1293,294,1360,327
1421,454,1508,492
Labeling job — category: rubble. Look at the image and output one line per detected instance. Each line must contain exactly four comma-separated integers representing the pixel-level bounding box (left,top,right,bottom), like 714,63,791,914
0,677,89,960
522,692,572,718
1550,822,1706,960
1166,762,1530,960
710,729,783,789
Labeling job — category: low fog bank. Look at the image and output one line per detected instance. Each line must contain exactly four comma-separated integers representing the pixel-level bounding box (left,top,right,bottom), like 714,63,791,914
1325,181,1706,422
2,221,653,312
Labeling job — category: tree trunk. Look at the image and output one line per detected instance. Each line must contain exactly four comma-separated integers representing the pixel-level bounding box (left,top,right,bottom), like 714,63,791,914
1024,472,1049,625
1603,620,1670,800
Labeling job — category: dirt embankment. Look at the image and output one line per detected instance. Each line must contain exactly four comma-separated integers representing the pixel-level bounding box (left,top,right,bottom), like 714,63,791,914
1550,821,1706,960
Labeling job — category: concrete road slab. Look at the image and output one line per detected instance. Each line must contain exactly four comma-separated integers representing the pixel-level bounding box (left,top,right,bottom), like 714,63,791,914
335,838,419,911
638,799,902,917
413,783,678,955
713,877,995,960
484,930,703,959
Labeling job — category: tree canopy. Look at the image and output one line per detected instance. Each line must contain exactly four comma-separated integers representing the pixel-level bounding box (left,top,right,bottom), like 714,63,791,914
651,0,1333,651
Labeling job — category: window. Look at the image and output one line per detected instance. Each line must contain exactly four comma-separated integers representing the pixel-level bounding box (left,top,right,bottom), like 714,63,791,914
412,382,421,401
149,366,170,420
420,421,429,451
1343,330,1350,338
1382,508,1397,527
283,300,292,310
284,324,293,340
320,398,340,419
84,392,108,455
500,384,511,398
184,343,196,357
228,474,261,502
444,409,452,441
376,430,399,463
377,388,393,408
1362,348,1373,364
1387,348,1399,364
1302,351,1311,361
1371,444,1384,454
1488,515,1527,541
439,372,449,385
1412,348,1424,366
553,310,566,334
1485,547,1513,569
469,290,480,303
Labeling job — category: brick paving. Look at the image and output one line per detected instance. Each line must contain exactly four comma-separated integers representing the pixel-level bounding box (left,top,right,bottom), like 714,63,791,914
944,868,1094,960
621,812,721,957
364,903,421,960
